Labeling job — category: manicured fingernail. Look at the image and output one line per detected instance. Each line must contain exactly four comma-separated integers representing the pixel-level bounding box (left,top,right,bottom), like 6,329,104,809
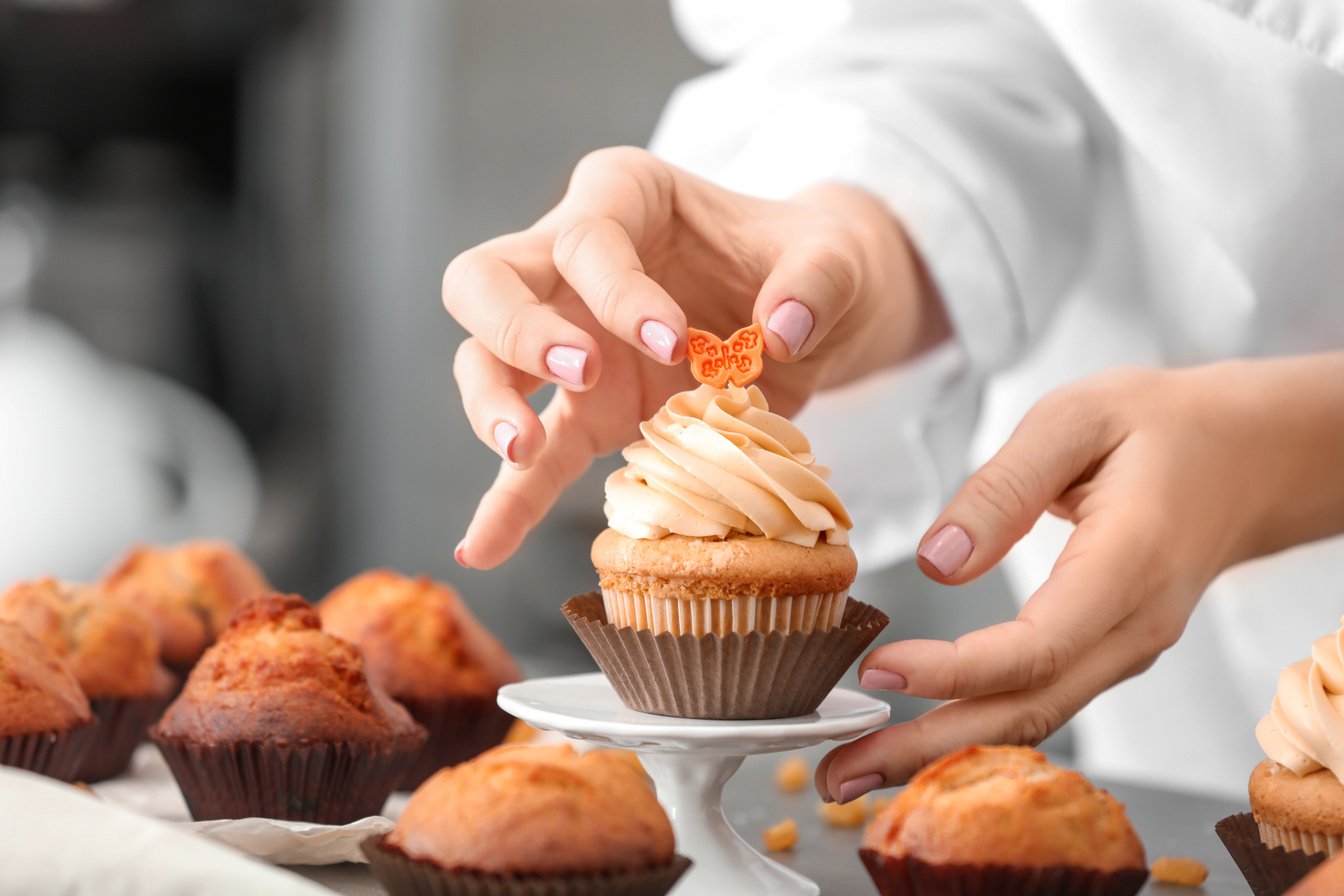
918,524,973,577
838,773,883,805
860,669,908,692
545,345,587,387
766,299,813,357
639,319,676,363
492,420,518,463
454,539,471,568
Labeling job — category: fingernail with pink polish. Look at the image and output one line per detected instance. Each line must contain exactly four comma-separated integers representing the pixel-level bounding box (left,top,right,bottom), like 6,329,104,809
545,345,588,387
860,669,908,692
766,299,814,357
639,319,676,363
454,539,471,569
838,773,884,805
919,524,973,577
493,420,518,463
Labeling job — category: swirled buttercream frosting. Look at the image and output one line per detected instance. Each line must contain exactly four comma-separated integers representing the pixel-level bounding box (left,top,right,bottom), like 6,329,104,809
1256,615,1344,782
603,385,852,548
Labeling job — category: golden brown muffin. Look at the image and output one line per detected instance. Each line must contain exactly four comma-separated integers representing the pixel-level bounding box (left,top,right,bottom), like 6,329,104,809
0,620,96,781
861,745,1148,896
319,570,522,788
1250,759,1344,855
101,539,269,671
151,594,425,822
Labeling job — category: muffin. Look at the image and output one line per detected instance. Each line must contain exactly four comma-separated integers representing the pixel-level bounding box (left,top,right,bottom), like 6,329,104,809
0,577,174,781
319,569,522,788
150,593,426,822
568,381,887,720
101,539,270,677
0,619,97,781
363,743,690,896
860,745,1148,896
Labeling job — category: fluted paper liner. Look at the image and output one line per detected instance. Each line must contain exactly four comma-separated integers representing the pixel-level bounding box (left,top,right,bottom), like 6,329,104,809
600,587,846,636
563,592,887,720
1217,812,1327,896
0,718,98,782
859,848,1148,896
363,835,691,896
77,690,176,782
395,693,517,790
150,729,426,823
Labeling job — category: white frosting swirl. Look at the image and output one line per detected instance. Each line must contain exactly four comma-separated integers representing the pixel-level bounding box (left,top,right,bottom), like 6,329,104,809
1256,615,1344,783
603,384,852,548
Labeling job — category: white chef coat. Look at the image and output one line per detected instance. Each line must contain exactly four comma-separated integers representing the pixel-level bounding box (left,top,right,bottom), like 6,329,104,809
650,0,1344,797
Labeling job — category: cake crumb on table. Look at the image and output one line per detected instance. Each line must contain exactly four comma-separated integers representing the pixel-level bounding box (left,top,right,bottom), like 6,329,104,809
763,818,799,852
775,757,809,793
1151,856,1209,886
818,795,869,828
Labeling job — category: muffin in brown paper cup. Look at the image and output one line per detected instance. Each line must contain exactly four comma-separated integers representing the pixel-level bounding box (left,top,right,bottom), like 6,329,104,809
0,719,98,782
859,849,1148,896
395,694,517,790
563,592,887,720
1217,812,1327,896
362,835,692,896
150,731,426,823
76,689,176,782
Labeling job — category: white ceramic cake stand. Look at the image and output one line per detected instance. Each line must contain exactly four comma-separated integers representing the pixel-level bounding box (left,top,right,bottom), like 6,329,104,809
497,673,890,896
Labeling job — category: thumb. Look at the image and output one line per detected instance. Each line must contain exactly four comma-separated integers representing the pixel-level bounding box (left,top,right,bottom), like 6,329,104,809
917,393,1121,584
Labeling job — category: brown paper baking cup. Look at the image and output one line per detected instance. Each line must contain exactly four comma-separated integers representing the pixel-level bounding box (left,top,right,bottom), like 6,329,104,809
600,587,846,636
150,729,426,823
563,592,887,720
859,848,1147,896
1217,812,1327,896
0,718,98,782
362,835,691,896
76,691,176,782
394,693,517,790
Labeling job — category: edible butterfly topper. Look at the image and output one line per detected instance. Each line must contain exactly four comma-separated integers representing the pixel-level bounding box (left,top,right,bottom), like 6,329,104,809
686,322,765,389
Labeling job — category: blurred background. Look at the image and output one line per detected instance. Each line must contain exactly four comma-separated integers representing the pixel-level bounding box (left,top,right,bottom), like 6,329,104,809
0,0,1020,729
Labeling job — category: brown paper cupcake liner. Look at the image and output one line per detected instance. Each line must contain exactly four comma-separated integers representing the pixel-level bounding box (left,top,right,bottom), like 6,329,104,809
1257,819,1343,857
600,587,846,636
362,835,691,896
394,693,518,790
76,691,176,782
563,592,888,720
0,718,99,782
858,848,1148,896
150,729,426,823
1217,812,1327,896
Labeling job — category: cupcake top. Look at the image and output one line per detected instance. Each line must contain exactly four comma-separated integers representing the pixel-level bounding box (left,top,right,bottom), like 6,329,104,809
102,540,270,667
155,593,423,745
1256,614,1344,782
387,744,674,875
318,570,520,700
0,620,93,736
603,385,851,548
0,578,171,699
863,745,1146,872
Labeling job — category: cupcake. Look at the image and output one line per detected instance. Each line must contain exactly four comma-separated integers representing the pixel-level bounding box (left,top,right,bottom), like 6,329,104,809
568,379,887,719
0,619,97,781
150,593,426,822
0,577,174,781
101,539,270,678
319,569,522,788
363,743,690,896
860,745,1148,896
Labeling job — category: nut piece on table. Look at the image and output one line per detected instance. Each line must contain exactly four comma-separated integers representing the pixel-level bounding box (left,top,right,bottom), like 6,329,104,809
818,795,869,828
775,756,809,793
1150,856,1209,886
763,818,799,852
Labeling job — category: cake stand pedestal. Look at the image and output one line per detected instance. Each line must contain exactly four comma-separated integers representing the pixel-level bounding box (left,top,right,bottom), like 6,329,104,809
497,673,890,896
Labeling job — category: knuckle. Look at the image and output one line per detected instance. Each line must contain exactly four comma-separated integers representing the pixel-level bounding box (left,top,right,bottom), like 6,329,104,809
803,242,860,304
1023,635,1073,689
590,268,630,325
494,309,529,366
965,459,1039,528
442,250,484,306
1009,701,1061,747
552,216,597,269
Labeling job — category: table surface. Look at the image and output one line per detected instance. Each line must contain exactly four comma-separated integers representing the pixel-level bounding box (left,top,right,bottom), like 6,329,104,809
284,743,1251,896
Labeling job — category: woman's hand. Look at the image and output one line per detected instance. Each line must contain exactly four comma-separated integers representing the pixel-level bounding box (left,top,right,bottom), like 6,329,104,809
816,353,1344,803
445,147,945,568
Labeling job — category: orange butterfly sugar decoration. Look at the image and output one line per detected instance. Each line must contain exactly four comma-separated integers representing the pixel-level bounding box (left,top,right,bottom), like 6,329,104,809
686,322,766,389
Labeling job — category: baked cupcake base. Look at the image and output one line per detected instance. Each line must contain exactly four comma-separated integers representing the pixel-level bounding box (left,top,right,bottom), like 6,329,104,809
395,694,517,790
1217,812,1327,896
362,835,691,896
0,719,98,782
600,588,846,636
151,730,425,823
859,848,1148,896
563,592,887,720
77,690,176,783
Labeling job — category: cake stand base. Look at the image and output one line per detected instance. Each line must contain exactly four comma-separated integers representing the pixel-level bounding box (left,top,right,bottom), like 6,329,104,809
498,673,890,896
